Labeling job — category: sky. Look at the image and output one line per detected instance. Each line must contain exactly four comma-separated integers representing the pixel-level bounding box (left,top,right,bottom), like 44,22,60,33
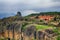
0,0,60,18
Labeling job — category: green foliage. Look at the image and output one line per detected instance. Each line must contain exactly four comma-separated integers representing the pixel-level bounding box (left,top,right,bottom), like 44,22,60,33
22,22,29,31
57,36,60,40
40,12,60,15
27,13,39,17
0,38,7,40
53,27,60,35
40,20,44,22
35,25,54,30
23,24,55,31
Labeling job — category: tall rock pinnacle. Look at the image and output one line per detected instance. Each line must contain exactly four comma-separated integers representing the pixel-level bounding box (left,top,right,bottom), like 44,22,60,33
16,11,22,16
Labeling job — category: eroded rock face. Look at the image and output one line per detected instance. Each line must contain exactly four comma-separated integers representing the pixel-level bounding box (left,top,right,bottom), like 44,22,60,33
37,31,45,40
5,23,22,40
24,25,36,36
36,29,57,40
45,29,54,34
7,23,22,32
45,29,56,37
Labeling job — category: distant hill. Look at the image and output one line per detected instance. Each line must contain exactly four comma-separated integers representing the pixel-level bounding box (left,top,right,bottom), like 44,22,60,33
26,12,60,17
40,12,60,15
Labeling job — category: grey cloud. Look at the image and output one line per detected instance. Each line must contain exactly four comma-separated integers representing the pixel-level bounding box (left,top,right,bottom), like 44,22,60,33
53,0,60,2
0,0,60,18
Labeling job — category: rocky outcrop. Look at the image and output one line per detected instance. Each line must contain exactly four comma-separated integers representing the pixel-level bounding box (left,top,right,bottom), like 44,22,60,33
36,29,57,40
23,25,57,40
23,25,36,40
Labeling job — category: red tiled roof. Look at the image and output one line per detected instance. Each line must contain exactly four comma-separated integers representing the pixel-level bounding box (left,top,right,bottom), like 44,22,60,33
38,15,54,20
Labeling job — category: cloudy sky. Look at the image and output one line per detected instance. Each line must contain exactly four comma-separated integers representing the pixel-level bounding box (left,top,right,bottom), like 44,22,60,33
0,0,60,18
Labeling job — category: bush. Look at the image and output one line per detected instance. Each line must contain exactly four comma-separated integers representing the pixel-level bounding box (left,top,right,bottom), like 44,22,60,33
40,20,44,22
